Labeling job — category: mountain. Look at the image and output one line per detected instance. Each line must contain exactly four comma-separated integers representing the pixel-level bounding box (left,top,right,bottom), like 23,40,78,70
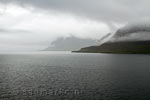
45,36,98,51
73,40,150,54
73,22,150,54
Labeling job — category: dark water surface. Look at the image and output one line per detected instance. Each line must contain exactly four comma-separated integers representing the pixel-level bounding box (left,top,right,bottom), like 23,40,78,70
0,51,150,100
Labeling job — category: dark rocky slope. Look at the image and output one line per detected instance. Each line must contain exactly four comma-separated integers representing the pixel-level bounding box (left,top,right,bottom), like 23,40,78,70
73,40,150,54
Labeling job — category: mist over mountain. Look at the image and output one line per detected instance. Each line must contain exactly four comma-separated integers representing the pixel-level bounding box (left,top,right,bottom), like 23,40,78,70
110,21,150,42
45,36,99,51
75,22,150,53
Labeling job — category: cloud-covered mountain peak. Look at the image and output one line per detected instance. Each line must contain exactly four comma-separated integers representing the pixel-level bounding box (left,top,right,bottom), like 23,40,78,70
110,21,150,42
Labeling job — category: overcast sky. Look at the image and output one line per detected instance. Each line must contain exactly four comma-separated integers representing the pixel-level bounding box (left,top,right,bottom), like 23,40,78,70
0,0,149,51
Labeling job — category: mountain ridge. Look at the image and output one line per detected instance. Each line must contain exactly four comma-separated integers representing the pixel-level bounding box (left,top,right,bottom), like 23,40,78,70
73,22,150,54
73,40,150,54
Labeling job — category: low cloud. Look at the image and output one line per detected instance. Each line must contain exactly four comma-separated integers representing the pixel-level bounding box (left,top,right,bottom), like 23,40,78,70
109,21,150,42
0,28,30,34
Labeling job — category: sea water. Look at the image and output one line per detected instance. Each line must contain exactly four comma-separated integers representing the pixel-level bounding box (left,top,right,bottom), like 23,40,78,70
0,51,150,100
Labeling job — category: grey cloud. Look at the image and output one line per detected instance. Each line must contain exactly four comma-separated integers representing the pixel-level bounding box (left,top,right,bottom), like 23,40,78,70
0,28,30,34
1,0,150,51
1,0,150,26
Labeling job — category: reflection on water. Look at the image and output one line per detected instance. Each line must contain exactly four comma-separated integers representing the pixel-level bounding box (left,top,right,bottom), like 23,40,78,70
0,51,150,100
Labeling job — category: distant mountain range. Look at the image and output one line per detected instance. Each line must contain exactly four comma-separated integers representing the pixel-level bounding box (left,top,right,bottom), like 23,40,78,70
44,36,99,51
74,22,150,54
